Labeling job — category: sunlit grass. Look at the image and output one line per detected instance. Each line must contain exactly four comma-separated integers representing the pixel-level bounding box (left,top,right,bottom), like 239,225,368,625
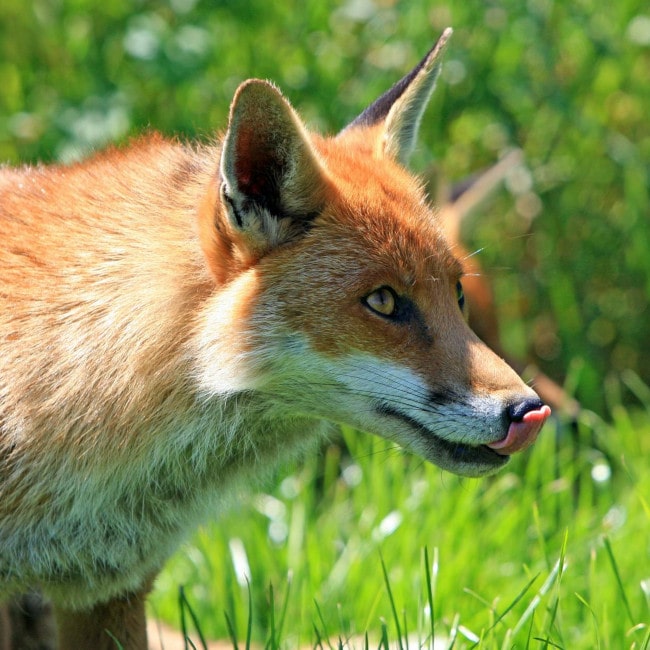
150,373,650,648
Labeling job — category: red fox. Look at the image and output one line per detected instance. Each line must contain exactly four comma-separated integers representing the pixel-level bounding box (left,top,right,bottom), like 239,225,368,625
0,29,550,649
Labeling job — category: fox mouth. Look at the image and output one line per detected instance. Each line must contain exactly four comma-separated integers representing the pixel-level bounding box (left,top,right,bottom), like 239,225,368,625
375,401,549,475
376,404,509,469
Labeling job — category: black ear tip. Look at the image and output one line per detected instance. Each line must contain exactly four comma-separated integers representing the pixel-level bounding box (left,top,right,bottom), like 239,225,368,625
340,28,453,134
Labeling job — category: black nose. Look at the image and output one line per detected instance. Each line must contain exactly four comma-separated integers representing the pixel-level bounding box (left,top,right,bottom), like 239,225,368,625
507,397,544,422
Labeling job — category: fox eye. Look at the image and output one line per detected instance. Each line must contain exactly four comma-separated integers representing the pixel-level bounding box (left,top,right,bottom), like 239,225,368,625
456,280,465,311
364,286,397,317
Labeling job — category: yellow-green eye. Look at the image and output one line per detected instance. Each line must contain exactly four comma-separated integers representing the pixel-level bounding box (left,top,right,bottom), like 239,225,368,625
456,280,465,311
365,286,397,317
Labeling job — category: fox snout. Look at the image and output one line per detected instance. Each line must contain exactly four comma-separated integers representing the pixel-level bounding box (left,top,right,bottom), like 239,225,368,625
418,344,552,476
493,398,552,455
365,377,551,478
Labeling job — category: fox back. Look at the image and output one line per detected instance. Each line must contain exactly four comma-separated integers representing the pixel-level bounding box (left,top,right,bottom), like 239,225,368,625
0,29,549,648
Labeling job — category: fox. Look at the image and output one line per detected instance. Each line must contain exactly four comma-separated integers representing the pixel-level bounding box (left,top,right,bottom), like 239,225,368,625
0,28,550,649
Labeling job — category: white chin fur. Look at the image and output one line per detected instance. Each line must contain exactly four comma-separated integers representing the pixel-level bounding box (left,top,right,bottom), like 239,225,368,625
250,338,505,449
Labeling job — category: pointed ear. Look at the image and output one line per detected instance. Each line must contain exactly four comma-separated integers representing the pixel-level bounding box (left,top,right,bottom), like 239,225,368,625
220,80,328,254
341,28,452,165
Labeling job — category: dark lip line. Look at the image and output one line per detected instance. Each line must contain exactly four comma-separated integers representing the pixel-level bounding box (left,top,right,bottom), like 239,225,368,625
376,402,507,466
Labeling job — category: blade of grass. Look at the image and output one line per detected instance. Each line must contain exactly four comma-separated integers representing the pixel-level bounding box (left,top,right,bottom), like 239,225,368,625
264,583,276,650
532,637,563,649
245,579,253,650
179,586,188,646
512,560,563,637
362,579,390,635
275,571,292,643
104,630,123,650
313,599,335,650
447,613,459,650
224,611,240,650
465,572,539,650
402,608,409,650
379,620,390,650
178,586,205,650
336,602,349,646
574,592,601,650
457,624,479,644
641,626,650,650
621,369,650,410
543,531,569,646
603,536,635,626
423,547,436,650
379,551,404,650
463,588,492,610
525,613,534,650
471,571,540,640
312,623,324,650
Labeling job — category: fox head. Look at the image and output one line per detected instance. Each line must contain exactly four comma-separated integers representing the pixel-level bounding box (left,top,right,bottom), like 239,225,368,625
196,29,550,477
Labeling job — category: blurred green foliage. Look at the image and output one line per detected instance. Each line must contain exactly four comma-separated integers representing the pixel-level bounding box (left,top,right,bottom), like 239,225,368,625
0,0,648,411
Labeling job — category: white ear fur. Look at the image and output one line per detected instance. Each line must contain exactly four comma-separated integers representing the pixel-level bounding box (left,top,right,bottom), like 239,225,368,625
342,28,452,165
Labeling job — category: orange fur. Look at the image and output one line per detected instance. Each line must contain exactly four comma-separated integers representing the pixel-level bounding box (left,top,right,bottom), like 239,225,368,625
0,30,550,648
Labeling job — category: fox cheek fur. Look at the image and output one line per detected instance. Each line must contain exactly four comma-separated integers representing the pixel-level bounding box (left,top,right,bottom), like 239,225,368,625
0,28,550,649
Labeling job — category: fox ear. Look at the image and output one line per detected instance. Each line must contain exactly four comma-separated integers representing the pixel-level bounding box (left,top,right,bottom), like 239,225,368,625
220,80,327,254
341,28,452,165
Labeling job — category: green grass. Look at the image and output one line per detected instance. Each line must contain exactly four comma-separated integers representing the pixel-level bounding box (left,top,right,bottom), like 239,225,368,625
149,373,650,649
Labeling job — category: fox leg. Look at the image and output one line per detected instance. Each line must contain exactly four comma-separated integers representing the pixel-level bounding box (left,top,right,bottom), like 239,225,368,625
1,591,56,650
0,605,10,650
54,579,154,650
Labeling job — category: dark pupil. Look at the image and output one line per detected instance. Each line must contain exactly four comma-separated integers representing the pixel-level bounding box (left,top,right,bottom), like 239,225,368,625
456,281,465,309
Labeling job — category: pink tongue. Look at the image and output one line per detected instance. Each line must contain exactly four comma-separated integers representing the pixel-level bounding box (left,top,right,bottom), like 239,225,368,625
487,405,551,456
